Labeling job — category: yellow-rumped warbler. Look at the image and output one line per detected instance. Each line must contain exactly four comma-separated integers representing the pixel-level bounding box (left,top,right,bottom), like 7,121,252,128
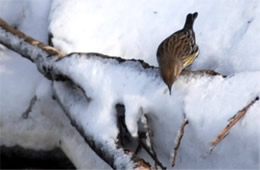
157,12,199,95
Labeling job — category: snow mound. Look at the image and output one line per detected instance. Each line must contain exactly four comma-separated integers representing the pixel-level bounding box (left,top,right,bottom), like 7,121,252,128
1,0,260,168
53,53,260,168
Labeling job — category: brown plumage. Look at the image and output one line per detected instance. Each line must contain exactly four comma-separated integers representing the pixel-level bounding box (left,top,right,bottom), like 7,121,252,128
157,12,199,95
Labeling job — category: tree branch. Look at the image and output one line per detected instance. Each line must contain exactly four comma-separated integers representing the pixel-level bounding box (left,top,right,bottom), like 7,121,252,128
182,69,226,78
0,18,66,61
138,114,166,169
21,96,37,119
172,119,189,167
0,17,150,169
209,96,259,153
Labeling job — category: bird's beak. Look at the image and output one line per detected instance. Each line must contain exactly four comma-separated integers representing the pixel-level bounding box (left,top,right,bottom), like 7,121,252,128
168,85,172,95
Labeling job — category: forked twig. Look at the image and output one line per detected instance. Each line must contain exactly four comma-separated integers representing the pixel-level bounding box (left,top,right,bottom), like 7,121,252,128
172,119,189,167
209,96,259,153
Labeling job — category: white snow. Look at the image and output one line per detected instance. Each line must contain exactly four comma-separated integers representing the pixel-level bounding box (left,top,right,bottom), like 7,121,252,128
1,0,260,169
53,53,260,168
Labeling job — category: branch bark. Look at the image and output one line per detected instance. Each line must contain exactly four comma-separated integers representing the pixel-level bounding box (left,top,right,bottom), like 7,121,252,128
182,69,226,78
209,96,259,153
0,18,66,61
21,96,37,119
172,119,189,167
137,114,166,169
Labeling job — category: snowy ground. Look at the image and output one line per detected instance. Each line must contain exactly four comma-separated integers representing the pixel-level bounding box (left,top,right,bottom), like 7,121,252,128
0,0,260,169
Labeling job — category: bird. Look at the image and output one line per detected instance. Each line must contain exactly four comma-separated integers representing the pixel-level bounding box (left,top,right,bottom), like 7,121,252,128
157,12,199,95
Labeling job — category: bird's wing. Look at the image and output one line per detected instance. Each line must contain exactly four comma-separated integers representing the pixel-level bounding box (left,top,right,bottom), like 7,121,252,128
182,45,199,68
177,29,199,68
157,29,199,69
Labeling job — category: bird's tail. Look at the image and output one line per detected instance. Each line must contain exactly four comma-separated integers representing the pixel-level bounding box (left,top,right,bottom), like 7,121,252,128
183,12,198,30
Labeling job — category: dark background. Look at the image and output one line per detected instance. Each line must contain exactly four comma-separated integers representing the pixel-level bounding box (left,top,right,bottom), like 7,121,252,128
0,146,75,169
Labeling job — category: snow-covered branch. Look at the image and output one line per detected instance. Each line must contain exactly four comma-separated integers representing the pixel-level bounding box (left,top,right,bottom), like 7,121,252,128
0,18,66,61
0,17,151,169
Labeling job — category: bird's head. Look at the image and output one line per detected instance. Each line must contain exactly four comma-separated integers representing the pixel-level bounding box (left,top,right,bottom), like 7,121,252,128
163,71,176,95
160,59,183,95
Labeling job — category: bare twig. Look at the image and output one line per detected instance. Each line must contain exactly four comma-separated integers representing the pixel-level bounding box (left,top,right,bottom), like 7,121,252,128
209,96,259,153
137,114,166,169
172,119,189,167
144,115,165,169
182,69,226,78
139,140,166,170
21,96,37,119
0,18,66,61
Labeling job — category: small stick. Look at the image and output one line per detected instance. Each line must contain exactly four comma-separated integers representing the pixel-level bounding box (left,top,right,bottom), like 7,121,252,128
209,96,259,153
144,114,166,169
137,114,166,169
139,140,165,169
21,96,37,119
181,69,226,78
172,119,189,167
